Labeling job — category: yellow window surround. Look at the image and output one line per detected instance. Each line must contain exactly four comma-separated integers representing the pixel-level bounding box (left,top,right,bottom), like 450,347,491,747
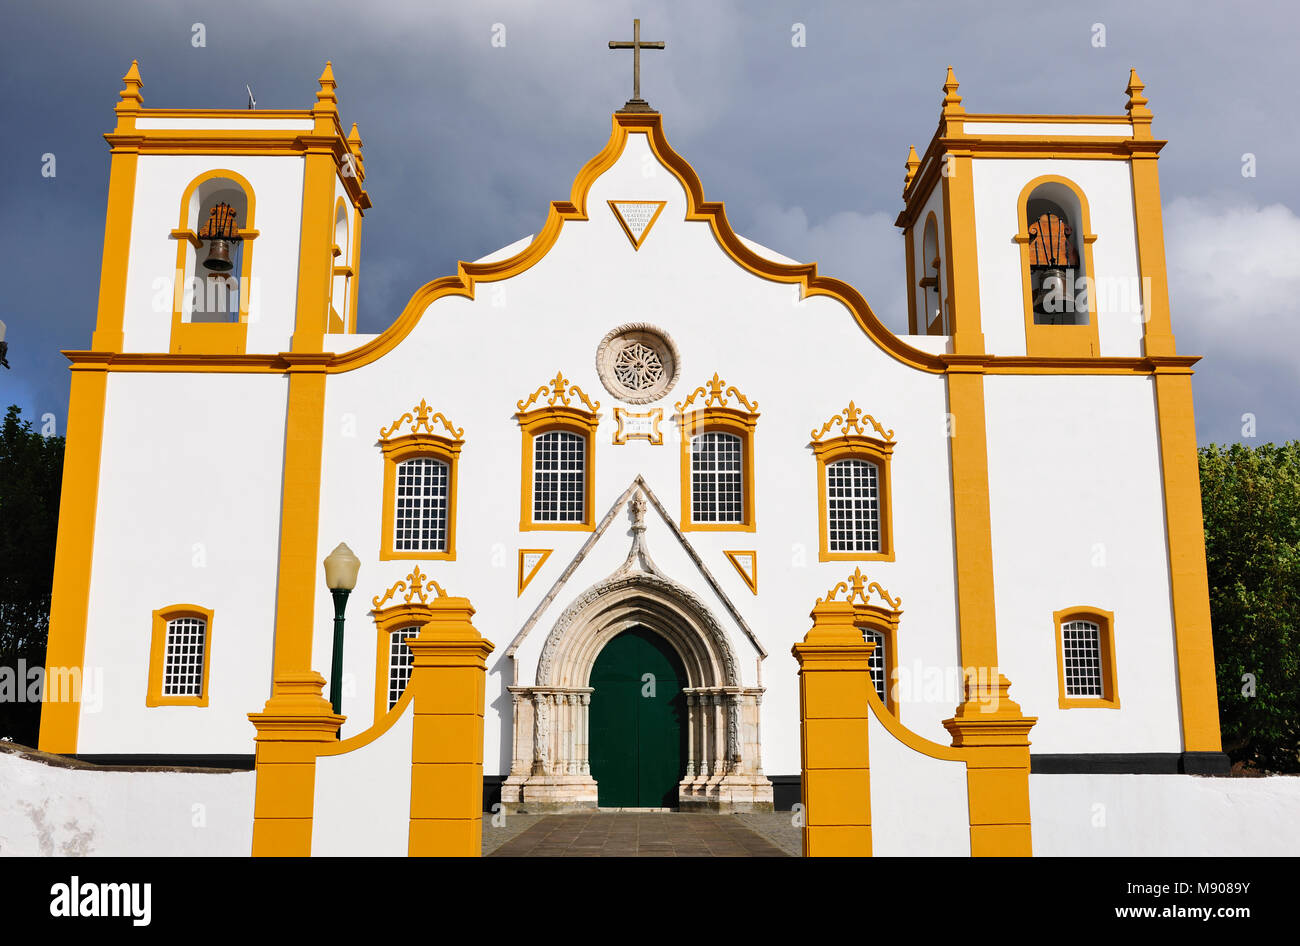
378,400,464,561
168,169,259,355
1014,174,1101,358
369,566,447,725
146,603,214,707
811,402,896,562
516,372,601,531
1053,605,1120,709
675,373,759,532
820,567,904,715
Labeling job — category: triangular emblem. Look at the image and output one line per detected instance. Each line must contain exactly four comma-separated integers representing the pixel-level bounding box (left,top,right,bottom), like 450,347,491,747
723,550,758,595
609,200,666,250
517,548,552,596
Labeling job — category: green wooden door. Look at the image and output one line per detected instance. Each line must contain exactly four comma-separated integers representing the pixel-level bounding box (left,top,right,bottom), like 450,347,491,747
588,627,687,808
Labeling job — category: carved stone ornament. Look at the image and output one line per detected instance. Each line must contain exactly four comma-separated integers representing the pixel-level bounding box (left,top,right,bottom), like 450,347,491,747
595,323,680,404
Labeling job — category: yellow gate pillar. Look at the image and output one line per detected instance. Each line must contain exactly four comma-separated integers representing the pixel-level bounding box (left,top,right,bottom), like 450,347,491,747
792,599,873,857
943,674,1036,856
247,671,344,856
405,595,495,857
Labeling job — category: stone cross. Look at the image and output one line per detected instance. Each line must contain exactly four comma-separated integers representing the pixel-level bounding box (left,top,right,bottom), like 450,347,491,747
609,18,664,111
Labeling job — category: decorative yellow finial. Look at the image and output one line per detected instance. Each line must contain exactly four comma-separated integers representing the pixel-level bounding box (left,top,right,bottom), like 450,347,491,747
347,122,365,176
117,60,143,111
941,65,964,114
903,145,920,193
315,61,338,110
1125,68,1152,138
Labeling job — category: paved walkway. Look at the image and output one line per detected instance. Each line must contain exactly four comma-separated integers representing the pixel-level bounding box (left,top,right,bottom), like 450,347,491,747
486,812,793,857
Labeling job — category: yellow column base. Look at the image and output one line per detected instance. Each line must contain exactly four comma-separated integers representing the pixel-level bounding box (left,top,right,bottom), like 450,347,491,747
247,671,344,857
943,674,1037,857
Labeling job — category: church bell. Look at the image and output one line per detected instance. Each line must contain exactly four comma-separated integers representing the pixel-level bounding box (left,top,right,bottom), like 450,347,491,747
198,201,240,273
203,238,234,272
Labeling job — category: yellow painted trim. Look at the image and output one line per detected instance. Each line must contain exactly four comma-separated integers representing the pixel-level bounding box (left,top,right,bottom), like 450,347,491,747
612,406,664,444
1153,369,1223,750
814,437,896,563
371,603,434,724
1053,606,1120,709
292,142,338,351
320,685,415,757
269,358,330,677
1014,174,1101,358
1129,154,1177,356
939,150,984,354
517,548,553,595
903,218,918,335
722,550,758,594
347,207,363,333
380,435,463,561
37,359,111,752
945,365,1000,679
677,407,758,532
517,406,599,532
169,169,256,354
89,144,139,352
608,199,667,249
146,604,214,707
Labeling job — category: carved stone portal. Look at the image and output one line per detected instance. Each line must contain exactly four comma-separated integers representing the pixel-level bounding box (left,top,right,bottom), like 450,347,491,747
501,492,773,813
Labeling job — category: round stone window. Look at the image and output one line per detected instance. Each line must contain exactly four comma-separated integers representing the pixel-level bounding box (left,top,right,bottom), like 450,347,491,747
595,324,680,404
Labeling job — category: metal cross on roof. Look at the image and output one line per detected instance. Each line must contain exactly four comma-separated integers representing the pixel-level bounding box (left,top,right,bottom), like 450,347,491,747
609,18,664,112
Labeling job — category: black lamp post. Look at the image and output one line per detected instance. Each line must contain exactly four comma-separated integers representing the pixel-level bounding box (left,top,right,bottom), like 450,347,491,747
323,542,361,719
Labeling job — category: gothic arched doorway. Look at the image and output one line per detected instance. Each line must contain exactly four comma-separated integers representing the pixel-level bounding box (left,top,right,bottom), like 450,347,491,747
588,626,688,808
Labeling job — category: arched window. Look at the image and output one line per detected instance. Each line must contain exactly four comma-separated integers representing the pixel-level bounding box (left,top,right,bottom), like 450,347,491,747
170,170,257,354
147,604,214,707
675,374,759,532
861,626,888,703
379,400,463,561
532,430,586,523
1053,606,1120,708
329,198,351,333
690,431,744,524
1015,176,1099,356
516,373,600,531
394,456,450,552
919,212,944,334
812,402,895,562
385,625,420,710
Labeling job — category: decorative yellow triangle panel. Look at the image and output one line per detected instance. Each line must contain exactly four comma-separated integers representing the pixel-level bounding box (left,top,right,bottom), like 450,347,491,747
723,550,758,595
518,548,553,596
609,199,666,250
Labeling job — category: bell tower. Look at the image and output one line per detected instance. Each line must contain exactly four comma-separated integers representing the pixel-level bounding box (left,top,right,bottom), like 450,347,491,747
88,60,370,358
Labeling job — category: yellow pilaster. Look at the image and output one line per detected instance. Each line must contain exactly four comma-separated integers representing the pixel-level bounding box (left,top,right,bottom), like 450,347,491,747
1153,365,1223,752
37,357,111,751
405,597,495,857
791,600,873,857
291,63,342,352
943,675,1037,856
90,61,142,352
247,672,344,856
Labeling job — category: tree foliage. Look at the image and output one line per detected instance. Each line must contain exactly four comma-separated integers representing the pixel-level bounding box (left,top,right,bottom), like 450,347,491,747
1200,441,1300,772
0,404,64,745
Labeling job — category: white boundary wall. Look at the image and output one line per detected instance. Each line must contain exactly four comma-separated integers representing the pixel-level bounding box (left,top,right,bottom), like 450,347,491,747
0,747,253,856
1031,773,1300,856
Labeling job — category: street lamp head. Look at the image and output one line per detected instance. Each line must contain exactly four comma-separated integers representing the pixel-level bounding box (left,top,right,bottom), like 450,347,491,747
323,542,361,591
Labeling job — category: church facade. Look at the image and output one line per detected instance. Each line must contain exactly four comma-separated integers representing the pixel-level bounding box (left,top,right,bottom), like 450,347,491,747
38,58,1226,825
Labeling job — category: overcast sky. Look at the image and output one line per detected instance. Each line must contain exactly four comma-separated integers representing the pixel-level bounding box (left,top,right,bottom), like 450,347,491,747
2,1,1297,446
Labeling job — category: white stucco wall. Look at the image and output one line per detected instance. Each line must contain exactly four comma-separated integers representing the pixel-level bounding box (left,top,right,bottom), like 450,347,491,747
315,129,962,777
1031,774,1300,856
78,372,288,753
312,701,415,856
0,748,253,856
983,374,1181,752
867,712,970,856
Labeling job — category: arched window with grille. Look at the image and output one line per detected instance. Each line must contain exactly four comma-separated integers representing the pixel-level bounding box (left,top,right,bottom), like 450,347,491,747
385,625,420,710
1015,175,1100,356
516,373,601,531
675,374,759,532
812,402,895,562
1053,606,1120,708
379,401,463,560
147,604,214,707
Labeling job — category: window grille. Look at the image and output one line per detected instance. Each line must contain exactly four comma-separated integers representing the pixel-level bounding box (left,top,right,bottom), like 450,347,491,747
827,458,880,552
388,626,420,709
533,431,585,522
162,616,206,697
1061,620,1104,697
394,457,448,551
861,627,887,702
690,431,743,523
